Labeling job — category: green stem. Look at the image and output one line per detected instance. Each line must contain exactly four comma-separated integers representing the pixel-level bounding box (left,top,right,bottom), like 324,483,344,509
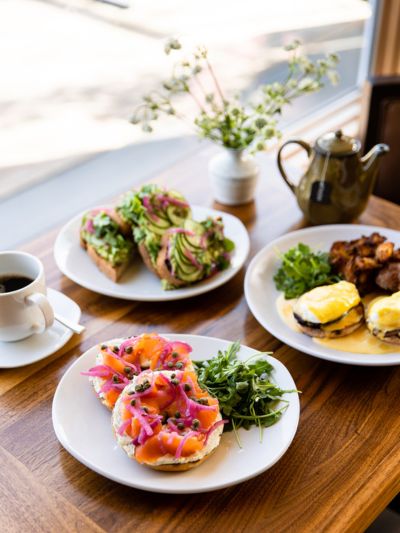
187,86,207,114
232,418,242,449
206,58,225,107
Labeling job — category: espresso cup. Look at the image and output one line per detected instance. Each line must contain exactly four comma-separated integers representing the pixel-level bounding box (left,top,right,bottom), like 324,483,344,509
0,251,54,342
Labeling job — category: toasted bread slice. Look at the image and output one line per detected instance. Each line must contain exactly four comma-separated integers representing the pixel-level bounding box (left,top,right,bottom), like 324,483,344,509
137,242,160,277
112,371,223,472
156,237,187,288
81,240,130,282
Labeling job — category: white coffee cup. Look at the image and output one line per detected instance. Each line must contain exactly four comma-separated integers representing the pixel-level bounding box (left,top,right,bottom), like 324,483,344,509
0,251,54,342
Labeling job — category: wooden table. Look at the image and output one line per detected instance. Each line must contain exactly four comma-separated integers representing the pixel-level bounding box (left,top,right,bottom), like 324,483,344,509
1,148,399,533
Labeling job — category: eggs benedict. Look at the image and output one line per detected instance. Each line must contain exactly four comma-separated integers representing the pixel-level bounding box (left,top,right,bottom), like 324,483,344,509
293,281,364,338
367,291,400,345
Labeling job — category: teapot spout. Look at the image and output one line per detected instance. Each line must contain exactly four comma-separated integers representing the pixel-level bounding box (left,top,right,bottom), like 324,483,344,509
361,143,390,173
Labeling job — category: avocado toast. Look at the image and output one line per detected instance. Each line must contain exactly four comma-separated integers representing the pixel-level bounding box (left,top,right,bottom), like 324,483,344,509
80,208,134,282
116,184,192,274
156,217,235,289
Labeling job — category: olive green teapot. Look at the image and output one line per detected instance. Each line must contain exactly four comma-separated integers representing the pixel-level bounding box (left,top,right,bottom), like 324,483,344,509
277,130,389,225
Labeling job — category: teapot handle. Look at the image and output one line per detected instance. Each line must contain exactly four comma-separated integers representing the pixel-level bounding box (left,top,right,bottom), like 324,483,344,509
277,139,312,193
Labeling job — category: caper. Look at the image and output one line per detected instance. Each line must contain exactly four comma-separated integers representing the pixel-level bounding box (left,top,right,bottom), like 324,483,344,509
184,383,191,392
167,361,173,368
172,351,179,358
175,362,183,369
177,422,185,430
125,346,133,354
112,375,120,383
130,399,136,406
171,378,179,386
192,419,200,429
175,411,181,419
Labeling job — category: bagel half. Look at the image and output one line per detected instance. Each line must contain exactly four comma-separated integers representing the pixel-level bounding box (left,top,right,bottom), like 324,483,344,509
83,335,194,410
112,370,223,471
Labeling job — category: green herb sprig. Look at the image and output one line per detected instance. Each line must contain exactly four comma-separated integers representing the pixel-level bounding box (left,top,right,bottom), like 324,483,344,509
194,341,296,446
274,243,341,299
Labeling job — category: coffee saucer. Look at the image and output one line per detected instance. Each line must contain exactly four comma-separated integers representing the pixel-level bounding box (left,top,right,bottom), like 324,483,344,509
0,288,81,368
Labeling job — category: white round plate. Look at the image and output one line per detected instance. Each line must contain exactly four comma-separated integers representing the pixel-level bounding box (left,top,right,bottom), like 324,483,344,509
54,206,249,301
0,288,81,368
52,334,299,493
245,224,400,367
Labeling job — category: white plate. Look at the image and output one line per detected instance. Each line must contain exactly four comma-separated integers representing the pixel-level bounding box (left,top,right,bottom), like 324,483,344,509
52,334,299,493
245,224,400,367
54,206,249,301
0,288,81,368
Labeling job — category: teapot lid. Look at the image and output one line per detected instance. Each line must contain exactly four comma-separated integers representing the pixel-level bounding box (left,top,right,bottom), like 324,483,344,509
315,130,361,157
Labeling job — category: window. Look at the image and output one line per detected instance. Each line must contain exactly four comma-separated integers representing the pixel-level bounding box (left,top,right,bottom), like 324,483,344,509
0,0,374,203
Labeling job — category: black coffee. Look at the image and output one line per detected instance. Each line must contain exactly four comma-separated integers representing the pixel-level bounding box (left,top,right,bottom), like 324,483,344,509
0,275,33,294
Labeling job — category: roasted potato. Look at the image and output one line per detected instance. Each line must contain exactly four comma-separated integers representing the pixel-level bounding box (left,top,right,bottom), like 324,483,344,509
329,232,400,294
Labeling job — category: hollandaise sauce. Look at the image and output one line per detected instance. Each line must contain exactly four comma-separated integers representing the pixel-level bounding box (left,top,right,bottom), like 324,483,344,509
276,293,400,355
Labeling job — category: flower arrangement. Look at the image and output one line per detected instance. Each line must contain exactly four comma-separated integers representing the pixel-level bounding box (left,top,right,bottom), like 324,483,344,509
131,39,339,154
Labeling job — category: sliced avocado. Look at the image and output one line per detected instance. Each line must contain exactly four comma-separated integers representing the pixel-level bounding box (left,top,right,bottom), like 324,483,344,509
143,211,171,236
175,266,203,283
163,191,191,224
170,246,198,276
181,219,204,249
166,204,189,226
174,241,195,268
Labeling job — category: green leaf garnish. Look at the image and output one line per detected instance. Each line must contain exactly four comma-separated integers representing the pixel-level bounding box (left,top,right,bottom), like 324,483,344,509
273,243,341,299
194,342,296,446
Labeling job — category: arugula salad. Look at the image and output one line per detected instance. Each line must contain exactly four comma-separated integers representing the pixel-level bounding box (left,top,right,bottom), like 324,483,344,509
194,341,296,445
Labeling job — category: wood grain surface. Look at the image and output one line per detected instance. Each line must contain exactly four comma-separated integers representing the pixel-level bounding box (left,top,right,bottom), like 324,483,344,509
1,150,400,533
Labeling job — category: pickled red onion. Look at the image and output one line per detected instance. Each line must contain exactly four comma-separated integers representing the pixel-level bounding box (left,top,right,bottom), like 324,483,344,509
204,419,228,444
183,248,203,269
100,380,126,393
166,228,195,236
117,419,131,436
142,196,161,222
126,402,154,437
175,431,198,459
85,219,95,234
156,195,189,209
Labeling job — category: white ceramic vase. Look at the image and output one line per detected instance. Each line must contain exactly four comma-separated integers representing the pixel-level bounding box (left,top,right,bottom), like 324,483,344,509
208,148,260,206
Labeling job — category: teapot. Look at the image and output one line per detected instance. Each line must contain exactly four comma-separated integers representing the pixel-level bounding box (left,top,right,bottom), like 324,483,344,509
277,130,389,225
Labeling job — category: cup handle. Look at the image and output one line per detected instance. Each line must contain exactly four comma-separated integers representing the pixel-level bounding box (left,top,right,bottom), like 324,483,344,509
277,139,312,193
25,292,54,334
